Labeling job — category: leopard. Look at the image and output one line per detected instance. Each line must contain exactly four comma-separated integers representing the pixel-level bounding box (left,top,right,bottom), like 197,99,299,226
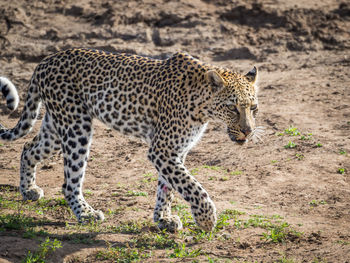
0,48,262,232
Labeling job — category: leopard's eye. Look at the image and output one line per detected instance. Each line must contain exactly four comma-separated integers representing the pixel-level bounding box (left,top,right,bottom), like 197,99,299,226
251,105,258,111
227,104,239,113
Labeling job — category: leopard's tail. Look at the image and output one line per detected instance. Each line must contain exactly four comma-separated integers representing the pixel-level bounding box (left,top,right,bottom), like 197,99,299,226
0,77,19,111
0,76,42,141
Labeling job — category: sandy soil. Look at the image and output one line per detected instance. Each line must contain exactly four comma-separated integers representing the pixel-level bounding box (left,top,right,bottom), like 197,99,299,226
0,0,349,262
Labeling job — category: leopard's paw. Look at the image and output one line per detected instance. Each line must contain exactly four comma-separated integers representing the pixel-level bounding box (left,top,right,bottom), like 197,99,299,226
22,186,44,201
79,209,105,223
157,215,183,233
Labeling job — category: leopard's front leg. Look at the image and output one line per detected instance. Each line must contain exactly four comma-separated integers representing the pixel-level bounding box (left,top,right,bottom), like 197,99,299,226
148,147,217,232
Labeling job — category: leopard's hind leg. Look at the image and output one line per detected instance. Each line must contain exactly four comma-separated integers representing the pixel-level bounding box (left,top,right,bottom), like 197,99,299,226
154,179,182,232
20,113,61,201
58,113,104,222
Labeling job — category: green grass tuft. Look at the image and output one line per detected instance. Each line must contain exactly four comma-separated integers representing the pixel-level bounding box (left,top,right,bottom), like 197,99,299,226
338,168,346,175
22,238,62,263
284,141,297,149
96,245,151,262
169,243,202,258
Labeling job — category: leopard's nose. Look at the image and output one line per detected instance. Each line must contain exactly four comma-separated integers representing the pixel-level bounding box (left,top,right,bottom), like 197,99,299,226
241,127,252,136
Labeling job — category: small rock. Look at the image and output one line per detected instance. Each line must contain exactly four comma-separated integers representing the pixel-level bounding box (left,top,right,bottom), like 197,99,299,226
221,232,231,240
152,29,175,47
65,5,84,17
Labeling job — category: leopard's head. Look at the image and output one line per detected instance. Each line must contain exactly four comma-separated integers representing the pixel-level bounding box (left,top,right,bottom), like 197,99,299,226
205,67,264,145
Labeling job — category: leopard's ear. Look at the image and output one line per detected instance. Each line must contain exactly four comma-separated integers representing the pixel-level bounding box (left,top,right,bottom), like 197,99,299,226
206,70,225,93
245,66,258,84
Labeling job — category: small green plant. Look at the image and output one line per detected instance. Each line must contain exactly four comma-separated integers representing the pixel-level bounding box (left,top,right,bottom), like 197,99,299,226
339,149,347,155
262,225,287,243
22,228,49,239
106,207,125,216
221,209,246,217
173,203,189,211
309,200,317,206
173,204,194,228
311,258,328,263
338,168,346,175
169,243,202,258
272,214,284,220
131,230,177,249
215,214,230,231
142,172,154,178
220,176,229,181
284,141,297,149
36,197,68,209
0,213,35,231
96,245,150,262
295,153,304,160
284,127,301,136
214,209,245,232
309,200,327,207
243,215,272,229
315,143,323,147
207,256,219,263
65,219,102,233
22,238,62,263
261,222,302,243
70,233,99,245
110,220,146,234
142,172,157,183
83,189,93,197
336,240,350,245
230,170,243,176
202,165,223,171
276,254,297,263
190,168,200,176
126,190,148,197
300,133,313,140
226,212,302,243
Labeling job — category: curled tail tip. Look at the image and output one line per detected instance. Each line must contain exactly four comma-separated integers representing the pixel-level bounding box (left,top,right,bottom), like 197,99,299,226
0,77,19,111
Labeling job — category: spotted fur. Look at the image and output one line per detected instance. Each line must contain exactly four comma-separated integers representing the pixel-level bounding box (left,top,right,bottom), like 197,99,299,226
0,48,260,231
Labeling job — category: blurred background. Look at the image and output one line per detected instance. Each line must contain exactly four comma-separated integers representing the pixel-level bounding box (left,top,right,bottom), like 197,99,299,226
0,0,349,262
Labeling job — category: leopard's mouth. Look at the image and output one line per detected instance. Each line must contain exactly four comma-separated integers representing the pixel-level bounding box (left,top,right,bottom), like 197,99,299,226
228,126,265,145
235,139,247,145
228,131,247,145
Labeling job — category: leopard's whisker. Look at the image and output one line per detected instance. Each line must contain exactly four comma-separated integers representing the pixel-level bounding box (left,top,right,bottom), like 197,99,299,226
250,126,265,143
253,133,264,143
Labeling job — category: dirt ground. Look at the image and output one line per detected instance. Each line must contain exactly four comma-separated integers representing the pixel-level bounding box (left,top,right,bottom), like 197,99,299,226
0,0,350,262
